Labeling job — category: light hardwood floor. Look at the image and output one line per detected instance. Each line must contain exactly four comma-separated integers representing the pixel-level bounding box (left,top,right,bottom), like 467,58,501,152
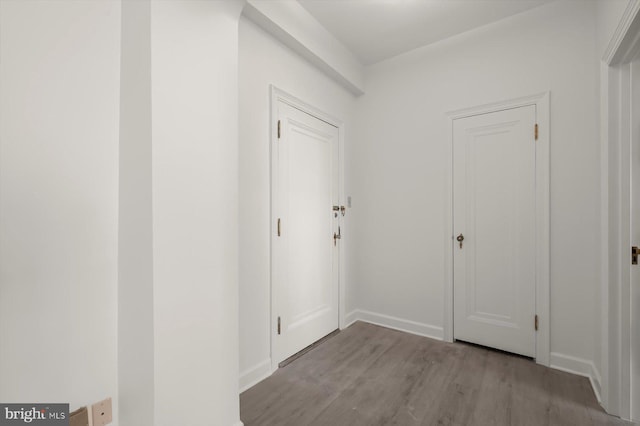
240,321,630,426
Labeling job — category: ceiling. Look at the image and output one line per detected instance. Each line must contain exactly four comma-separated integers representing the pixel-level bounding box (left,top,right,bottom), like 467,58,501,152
298,0,555,65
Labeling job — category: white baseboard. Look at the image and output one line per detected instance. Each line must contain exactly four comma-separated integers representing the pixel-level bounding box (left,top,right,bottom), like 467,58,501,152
233,422,244,426
239,358,272,393
345,309,444,341
550,352,602,403
344,310,359,328
590,365,602,404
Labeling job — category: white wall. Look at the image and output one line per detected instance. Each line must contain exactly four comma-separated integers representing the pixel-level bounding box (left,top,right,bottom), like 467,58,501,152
238,16,356,390
0,0,121,417
151,1,243,425
1,1,244,425
118,0,154,425
351,0,601,367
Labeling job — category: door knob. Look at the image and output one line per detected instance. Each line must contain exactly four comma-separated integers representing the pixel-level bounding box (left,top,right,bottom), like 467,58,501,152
456,233,464,249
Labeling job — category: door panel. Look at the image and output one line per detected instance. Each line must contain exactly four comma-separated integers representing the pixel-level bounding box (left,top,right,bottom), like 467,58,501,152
453,105,536,358
288,126,332,328
273,101,339,365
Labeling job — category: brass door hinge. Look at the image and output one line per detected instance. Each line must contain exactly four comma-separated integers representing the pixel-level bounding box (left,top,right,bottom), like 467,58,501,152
277,316,281,335
535,123,539,141
535,315,539,331
633,246,639,265
277,120,281,139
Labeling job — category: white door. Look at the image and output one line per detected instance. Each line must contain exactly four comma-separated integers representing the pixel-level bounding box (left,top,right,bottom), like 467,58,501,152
453,105,537,358
272,101,340,366
630,58,640,422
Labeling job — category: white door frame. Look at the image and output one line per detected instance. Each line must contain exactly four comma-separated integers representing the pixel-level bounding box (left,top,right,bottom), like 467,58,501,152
601,0,640,418
444,92,551,366
269,85,346,373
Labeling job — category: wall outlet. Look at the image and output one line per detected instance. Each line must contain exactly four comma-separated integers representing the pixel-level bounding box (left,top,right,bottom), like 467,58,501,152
91,398,112,426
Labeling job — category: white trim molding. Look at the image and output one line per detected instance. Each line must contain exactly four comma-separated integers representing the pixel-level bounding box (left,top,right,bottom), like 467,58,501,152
603,0,640,65
344,310,360,329
239,359,273,393
550,353,603,403
243,1,365,95
346,310,444,341
444,92,551,367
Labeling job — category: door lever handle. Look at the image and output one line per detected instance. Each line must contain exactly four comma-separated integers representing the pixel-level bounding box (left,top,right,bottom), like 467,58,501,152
334,226,341,246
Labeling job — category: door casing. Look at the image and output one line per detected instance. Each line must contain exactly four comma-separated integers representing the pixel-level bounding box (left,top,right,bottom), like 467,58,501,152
269,86,346,373
602,2,640,417
444,92,550,366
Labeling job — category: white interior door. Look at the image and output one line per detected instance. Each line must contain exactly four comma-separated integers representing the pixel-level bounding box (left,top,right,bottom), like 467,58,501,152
272,101,340,366
630,58,640,422
453,105,537,358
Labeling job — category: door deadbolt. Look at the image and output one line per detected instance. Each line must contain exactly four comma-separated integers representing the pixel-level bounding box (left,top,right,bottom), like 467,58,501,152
333,205,346,216
457,233,464,249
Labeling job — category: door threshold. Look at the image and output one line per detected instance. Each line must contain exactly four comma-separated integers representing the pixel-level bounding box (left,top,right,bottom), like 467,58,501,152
278,329,340,368
454,339,534,361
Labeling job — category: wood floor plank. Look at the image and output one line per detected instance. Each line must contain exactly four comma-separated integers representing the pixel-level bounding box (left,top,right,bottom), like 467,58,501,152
505,354,553,426
308,329,432,425
240,322,629,426
421,343,488,426
241,322,402,426
389,338,462,425
465,348,516,426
